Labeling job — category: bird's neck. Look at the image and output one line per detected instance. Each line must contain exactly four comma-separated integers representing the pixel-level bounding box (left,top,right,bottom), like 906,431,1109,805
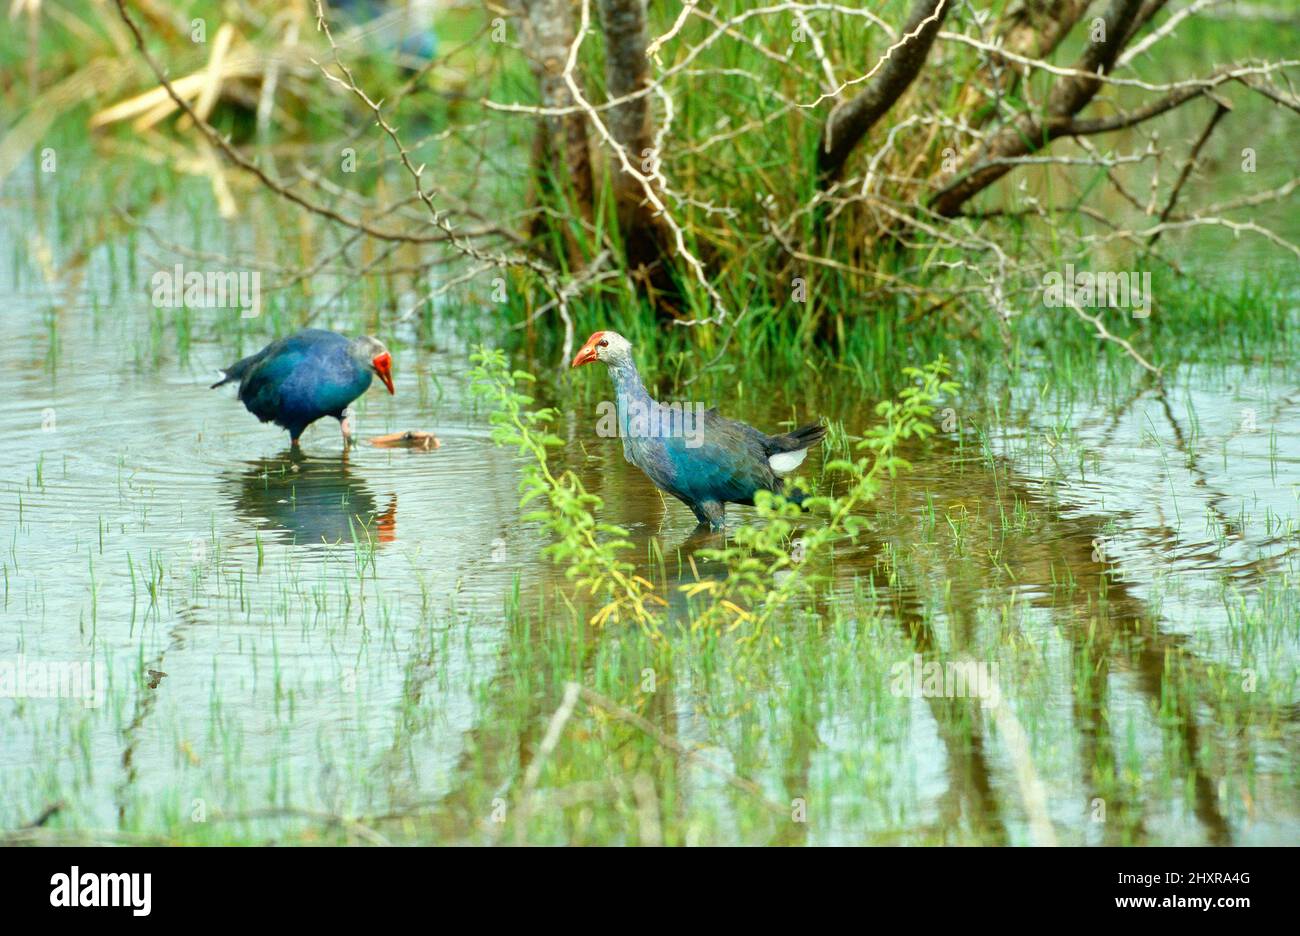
609,359,650,412
608,360,657,447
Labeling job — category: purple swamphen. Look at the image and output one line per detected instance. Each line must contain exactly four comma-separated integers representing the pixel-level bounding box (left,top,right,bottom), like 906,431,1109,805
211,329,395,447
571,330,826,529
332,0,439,70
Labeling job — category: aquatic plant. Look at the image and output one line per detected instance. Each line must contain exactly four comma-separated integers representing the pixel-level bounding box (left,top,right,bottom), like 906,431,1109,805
687,358,959,639
475,344,957,643
469,346,664,629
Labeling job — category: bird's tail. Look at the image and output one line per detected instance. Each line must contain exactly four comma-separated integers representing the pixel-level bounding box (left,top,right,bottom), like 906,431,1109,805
768,422,827,454
782,484,812,507
766,422,827,476
210,350,263,389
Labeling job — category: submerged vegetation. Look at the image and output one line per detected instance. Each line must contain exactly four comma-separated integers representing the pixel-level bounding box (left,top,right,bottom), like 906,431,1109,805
471,345,960,641
686,359,960,639
470,346,661,629
0,1,1297,846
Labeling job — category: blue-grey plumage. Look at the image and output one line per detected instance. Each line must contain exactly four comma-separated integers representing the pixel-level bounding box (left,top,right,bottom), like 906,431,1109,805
211,329,395,447
331,0,439,71
572,330,826,529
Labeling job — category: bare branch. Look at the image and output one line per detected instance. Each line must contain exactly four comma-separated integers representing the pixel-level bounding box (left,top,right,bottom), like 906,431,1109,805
932,0,1164,215
817,0,950,184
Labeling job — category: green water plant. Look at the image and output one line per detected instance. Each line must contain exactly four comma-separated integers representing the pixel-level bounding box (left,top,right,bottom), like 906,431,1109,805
470,347,664,629
473,347,956,641
686,358,959,641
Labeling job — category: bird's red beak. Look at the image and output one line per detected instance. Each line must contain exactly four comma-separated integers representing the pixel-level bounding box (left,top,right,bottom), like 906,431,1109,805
571,331,604,368
372,352,395,395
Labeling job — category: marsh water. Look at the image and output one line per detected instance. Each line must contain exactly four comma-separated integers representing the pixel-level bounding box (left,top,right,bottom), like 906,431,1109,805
2,159,1297,845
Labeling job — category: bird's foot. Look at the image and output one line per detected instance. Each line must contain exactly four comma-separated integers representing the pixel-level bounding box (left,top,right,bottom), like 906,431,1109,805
691,500,726,530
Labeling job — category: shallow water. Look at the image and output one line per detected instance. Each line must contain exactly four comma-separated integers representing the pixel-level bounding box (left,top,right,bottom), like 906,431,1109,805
1,163,1297,845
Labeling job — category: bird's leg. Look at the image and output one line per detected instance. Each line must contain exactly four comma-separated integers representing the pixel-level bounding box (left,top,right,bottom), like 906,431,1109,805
340,406,356,448
691,500,726,531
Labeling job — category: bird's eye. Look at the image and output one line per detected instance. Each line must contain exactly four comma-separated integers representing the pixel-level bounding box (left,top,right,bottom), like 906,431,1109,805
597,339,608,348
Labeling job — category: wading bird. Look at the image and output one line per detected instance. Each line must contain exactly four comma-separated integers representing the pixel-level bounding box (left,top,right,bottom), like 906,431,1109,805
333,0,439,71
571,330,825,529
212,329,395,448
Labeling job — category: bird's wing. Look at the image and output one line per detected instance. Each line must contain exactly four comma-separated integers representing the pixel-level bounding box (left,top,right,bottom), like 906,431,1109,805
656,408,777,505
216,330,316,392
212,341,275,389
237,341,307,423
235,331,362,425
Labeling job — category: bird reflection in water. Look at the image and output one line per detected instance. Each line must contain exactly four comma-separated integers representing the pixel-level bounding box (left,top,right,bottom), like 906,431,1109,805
225,449,397,545
658,526,735,627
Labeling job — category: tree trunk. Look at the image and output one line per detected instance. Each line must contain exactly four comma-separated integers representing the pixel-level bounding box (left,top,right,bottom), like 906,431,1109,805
597,0,673,278
817,0,950,185
930,0,1146,216
515,0,594,262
